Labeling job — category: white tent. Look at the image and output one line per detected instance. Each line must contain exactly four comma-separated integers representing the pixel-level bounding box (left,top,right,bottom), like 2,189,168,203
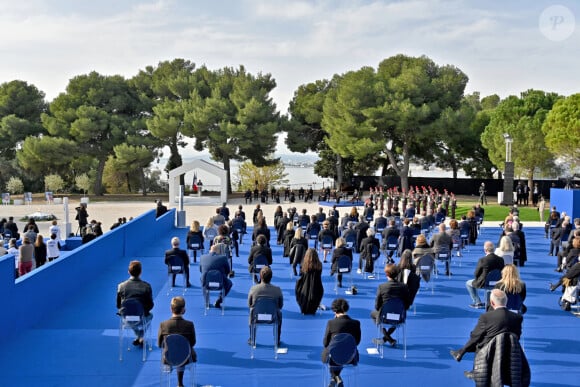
168,159,228,205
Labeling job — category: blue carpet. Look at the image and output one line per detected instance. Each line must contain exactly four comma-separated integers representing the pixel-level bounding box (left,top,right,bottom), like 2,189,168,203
0,226,579,386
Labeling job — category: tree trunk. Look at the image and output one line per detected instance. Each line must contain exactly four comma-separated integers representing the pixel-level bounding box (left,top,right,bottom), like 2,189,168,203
527,171,534,207
223,156,232,195
140,168,148,196
336,154,343,189
167,137,184,185
93,158,106,196
125,172,132,193
385,142,410,192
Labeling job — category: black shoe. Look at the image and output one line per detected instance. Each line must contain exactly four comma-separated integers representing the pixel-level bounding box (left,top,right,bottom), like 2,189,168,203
450,349,462,362
555,268,563,272
550,283,558,292
338,282,342,288
469,303,485,309
464,370,475,379
247,338,255,346
335,375,344,387
214,297,222,309
186,282,192,288
132,338,144,347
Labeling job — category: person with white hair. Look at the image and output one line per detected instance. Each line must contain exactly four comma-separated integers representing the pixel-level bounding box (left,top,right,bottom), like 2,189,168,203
164,237,191,288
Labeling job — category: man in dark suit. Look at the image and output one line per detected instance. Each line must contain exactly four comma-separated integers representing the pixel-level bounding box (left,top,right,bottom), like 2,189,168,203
158,296,196,387
248,266,283,345
117,260,154,347
165,237,191,287
200,244,232,308
381,219,400,261
450,289,523,378
465,241,505,308
371,264,410,346
430,223,453,275
322,298,361,387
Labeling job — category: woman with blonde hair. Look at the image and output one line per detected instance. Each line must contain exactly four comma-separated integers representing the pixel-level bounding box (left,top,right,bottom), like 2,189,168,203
495,236,515,265
295,248,324,314
493,264,527,313
186,220,204,262
203,217,218,247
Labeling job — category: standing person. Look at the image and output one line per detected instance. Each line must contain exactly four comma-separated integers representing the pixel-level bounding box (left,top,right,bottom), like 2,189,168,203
371,263,411,347
165,237,191,288
8,238,19,277
532,183,540,207
478,183,487,205
46,233,60,262
34,234,47,268
538,195,546,222
5,216,20,239
75,203,89,233
116,260,154,347
49,220,61,241
465,241,505,309
450,289,527,382
155,200,168,218
295,248,324,315
18,237,34,276
247,266,283,346
321,298,361,387
158,296,196,387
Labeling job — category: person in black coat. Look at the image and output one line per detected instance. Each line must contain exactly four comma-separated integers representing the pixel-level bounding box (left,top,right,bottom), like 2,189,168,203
321,298,361,386
165,237,191,287
450,289,523,367
252,217,270,247
465,241,505,308
358,228,380,273
371,263,411,346
381,219,400,260
295,248,324,315
158,296,196,387
247,234,272,275
354,217,370,253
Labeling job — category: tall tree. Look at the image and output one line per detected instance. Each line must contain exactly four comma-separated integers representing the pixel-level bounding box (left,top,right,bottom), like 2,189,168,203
481,89,561,199
40,72,143,195
132,59,212,183
0,80,47,188
543,93,580,168
113,143,155,195
184,66,281,193
323,55,468,191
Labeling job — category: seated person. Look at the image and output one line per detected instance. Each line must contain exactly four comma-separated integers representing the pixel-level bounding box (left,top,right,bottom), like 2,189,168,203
322,298,361,387
248,266,283,346
158,296,196,387
247,234,273,281
371,264,411,347
465,241,505,309
200,244,233,308
165,237,191,288
117,260,154,347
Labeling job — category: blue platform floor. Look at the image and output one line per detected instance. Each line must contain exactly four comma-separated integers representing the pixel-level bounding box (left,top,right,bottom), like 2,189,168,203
1,225,579,387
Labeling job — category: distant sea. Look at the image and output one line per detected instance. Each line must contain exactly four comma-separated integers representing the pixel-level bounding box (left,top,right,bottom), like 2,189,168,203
153,155,467,191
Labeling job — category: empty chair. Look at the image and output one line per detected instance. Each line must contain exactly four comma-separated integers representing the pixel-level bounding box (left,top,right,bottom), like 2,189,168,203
322,333,359,387
118,299,152,361
166,256,187,295
374,298,407,359
160,334,196,387
202,269,225,315
249,297,280,359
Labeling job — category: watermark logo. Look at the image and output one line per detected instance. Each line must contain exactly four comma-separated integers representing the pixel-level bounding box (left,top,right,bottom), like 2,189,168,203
539,5,575,41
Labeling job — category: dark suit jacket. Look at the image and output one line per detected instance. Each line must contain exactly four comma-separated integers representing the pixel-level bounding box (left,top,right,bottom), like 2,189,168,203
199,253,232,294
461,307,522,353
165,247,190,278
321,315,361,364
157,316,197,362
248,244,273,267
116,277,154,316
473,253,505,288
374,280,411,312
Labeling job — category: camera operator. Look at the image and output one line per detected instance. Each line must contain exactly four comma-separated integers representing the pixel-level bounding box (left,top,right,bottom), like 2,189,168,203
75,203,89,235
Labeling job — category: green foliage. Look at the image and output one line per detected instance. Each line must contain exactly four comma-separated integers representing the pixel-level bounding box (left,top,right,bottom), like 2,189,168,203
184,66,282,193
75,173,91,195
17,136,78,178
482,90,560,179
6,176,24,194
322,55,468,191
44,174,65,192
0,80,47,159
542,93,580,168
235,160,288,191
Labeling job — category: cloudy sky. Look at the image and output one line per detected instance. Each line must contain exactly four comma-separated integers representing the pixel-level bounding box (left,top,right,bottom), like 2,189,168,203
0,0,578,160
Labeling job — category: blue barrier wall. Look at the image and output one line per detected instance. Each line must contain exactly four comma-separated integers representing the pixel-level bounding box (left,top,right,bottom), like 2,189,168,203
0,208,175,343
550,188,580,220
